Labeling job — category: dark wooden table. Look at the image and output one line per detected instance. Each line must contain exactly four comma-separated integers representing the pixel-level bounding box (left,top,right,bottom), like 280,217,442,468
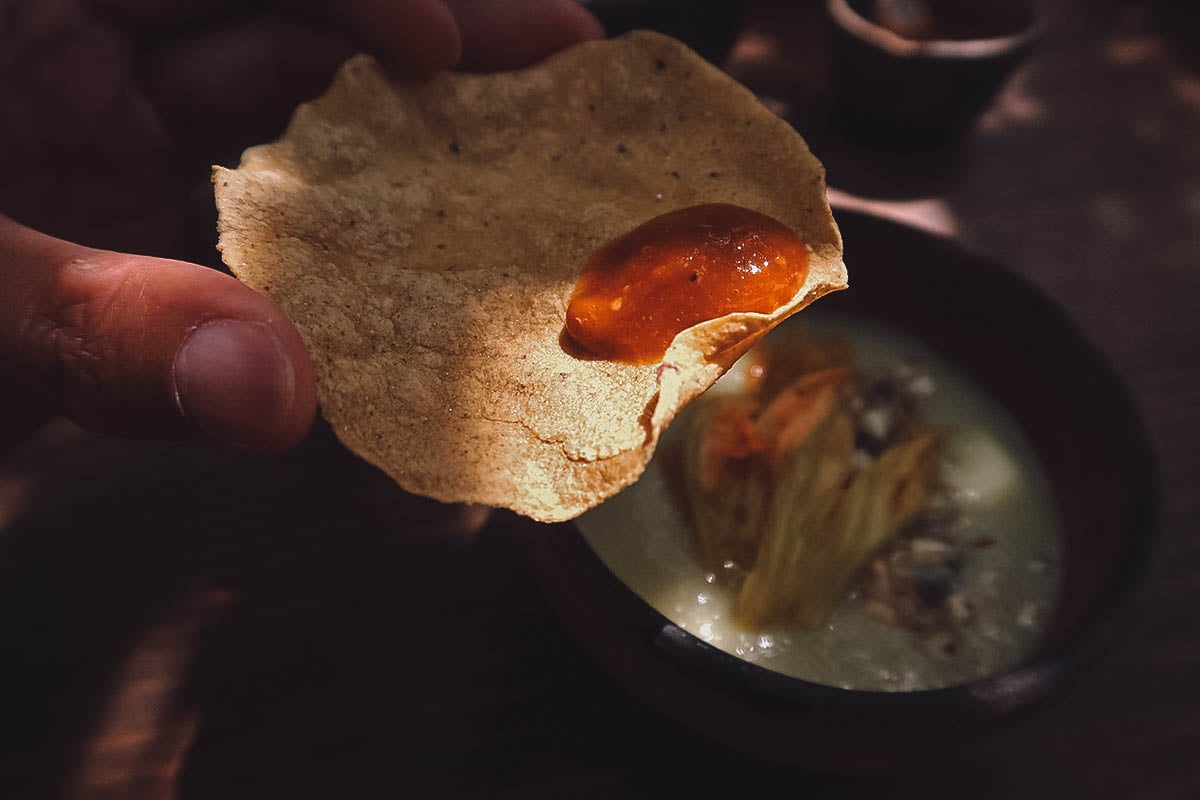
2,1,1197,797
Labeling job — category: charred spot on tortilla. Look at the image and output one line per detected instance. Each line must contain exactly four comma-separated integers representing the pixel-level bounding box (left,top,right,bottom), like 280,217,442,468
212,30,846,523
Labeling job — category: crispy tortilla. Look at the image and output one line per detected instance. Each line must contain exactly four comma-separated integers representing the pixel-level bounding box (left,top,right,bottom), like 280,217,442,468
213,30,846,522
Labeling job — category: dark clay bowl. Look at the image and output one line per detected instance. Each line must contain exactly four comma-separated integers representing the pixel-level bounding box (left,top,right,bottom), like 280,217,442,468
525,209,1159,769
827,0,1043,146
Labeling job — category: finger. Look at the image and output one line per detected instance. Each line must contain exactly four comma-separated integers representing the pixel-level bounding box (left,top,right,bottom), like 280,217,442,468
281,0,462,73
85,0,240,25
445,0,604,71
139,16,358,155
0,215,316,451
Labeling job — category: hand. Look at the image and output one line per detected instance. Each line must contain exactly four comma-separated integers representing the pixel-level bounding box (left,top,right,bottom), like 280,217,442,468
0,0,602,452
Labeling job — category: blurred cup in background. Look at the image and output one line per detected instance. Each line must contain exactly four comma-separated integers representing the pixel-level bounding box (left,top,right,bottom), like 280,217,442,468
827,0,1043,147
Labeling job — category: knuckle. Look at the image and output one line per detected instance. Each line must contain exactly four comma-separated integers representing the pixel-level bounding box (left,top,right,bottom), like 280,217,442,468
15,255,144,411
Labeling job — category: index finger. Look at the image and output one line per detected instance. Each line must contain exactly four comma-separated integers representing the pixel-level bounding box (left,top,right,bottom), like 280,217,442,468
94,0,464,73
281,0,462,72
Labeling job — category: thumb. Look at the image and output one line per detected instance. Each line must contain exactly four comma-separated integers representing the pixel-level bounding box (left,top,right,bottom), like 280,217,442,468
0,215,316,450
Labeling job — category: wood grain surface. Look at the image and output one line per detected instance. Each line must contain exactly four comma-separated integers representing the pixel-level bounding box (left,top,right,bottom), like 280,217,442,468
1,1,1197,797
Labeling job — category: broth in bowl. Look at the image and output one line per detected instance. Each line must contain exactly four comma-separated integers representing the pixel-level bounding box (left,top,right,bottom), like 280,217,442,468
577,310,1061,691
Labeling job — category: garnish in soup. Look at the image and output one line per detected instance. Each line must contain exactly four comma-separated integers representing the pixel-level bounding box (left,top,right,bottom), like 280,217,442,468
670,328,945,631
578,312,1061,691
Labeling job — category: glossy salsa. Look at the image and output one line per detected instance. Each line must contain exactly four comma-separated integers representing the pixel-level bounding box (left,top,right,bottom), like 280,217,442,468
565,203,809,363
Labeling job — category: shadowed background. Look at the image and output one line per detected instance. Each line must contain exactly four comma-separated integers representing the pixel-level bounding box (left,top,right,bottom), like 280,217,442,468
1,0,1198,797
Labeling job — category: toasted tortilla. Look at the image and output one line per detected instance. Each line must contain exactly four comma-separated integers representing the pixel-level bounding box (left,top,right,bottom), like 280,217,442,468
213,30,845,522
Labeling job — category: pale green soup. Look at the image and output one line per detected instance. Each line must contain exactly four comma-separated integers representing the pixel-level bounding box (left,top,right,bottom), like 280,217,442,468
577,311,1062,691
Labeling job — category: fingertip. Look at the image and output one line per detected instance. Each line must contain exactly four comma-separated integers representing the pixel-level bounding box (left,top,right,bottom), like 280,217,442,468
427,0,465,69
354,0,463,73
449,0,605,71
270,314,319,451
172,311,317,453
556,0,606,44
0,219,318,452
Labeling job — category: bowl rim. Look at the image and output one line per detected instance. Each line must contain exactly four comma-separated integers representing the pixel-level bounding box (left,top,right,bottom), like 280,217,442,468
531,208,1162,721
827,0,1044,60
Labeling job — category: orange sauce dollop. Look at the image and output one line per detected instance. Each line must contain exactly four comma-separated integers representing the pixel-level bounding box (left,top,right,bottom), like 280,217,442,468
565,203,809,363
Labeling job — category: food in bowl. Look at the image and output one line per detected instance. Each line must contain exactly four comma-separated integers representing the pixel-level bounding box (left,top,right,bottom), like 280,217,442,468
577,310,1062,690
